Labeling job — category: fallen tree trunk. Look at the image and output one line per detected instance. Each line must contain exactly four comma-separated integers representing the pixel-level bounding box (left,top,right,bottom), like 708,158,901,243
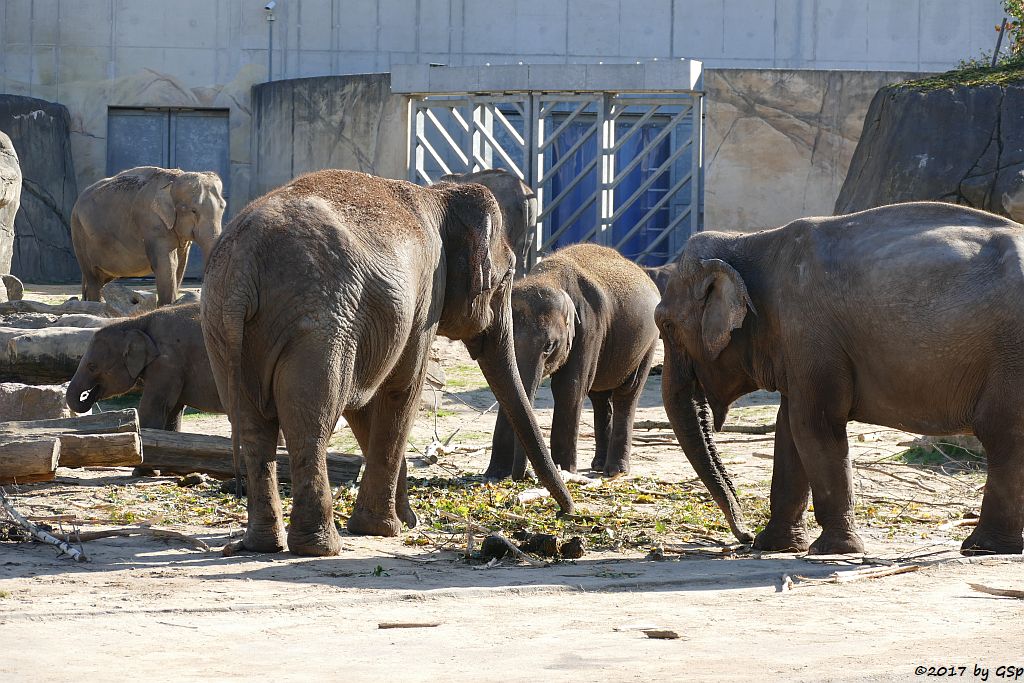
140,428,362,485
0,437,61,484
0,299,110,317
101,282,157,317
0,325,98,384
56,433,143,468
0,409,139,438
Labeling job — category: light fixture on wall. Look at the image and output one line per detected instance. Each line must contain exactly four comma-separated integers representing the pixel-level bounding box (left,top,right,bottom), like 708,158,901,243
265,1,277,81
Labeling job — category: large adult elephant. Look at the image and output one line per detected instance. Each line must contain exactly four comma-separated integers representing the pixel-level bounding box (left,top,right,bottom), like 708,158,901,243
656,201,1024,556
0,130,21,277
440,169,536,277
71,166,226,305
201,169,574,556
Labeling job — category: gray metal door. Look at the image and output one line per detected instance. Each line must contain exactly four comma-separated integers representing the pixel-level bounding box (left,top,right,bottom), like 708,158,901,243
107,108,230,279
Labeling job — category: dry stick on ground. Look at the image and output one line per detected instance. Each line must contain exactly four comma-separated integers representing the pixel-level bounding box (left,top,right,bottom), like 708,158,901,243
791,564,923,587
57,526,211,551
0,488,87,561
854,464,941,493
968,583,1024,599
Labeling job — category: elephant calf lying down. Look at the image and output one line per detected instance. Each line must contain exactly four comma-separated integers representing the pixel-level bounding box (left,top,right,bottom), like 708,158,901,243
657,201,1024,556
487,243,660,478
67,302,222,430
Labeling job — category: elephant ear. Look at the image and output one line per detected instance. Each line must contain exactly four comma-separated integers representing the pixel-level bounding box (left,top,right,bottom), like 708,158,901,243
451,191,499,301
697,259,756,360
151,180,177,232
123,329,158,380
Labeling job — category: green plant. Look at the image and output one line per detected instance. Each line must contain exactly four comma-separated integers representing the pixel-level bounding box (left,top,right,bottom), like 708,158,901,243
1006,1,1023,57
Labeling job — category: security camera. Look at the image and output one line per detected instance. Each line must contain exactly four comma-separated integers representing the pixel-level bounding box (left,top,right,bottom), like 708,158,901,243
264,1,276,10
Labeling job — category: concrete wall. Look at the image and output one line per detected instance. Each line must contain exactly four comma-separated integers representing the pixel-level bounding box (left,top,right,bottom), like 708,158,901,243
251,73,408,197
702,68,921,231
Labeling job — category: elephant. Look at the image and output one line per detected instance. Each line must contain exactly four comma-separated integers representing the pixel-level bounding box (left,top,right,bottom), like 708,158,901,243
486,243,660,478
643,263,677,296
201,169,574,556
1003,172,1024,223
439,169,536,277
71,166,226,306
0,130,22,277
66,302,222,430
656,201,1024,556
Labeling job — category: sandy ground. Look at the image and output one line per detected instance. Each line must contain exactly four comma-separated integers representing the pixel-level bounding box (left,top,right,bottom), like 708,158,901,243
1,285,1022,681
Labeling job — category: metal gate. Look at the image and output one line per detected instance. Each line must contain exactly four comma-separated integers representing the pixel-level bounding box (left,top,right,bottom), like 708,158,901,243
107,108,230,278
399,64,703,268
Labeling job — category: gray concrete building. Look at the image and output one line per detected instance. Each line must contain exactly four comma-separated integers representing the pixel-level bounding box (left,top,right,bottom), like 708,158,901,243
0,0,1012,276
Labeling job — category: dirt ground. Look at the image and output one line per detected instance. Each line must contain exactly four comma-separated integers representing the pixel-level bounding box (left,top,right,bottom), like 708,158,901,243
1,286,1022,681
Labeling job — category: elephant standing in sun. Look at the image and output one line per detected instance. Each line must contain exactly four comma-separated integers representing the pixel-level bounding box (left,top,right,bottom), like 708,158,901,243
657,201,1024,556
71,166,226,305
487,243,660,479
440,169,537,277
0,130,21,277
201,169,574,557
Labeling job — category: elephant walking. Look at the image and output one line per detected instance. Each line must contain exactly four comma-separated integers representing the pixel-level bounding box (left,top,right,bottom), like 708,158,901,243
201,170,573,556
71,166,226,305
656,201,1024,556
487,243,660,478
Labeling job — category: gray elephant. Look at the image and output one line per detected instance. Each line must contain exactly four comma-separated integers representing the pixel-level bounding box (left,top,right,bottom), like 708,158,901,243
643,263,676,296
66,302,221,429
487,243,660,478
656,201,1024,556
440,169,536,277
201,169,574,557
71,167,226,305
0,130,21,276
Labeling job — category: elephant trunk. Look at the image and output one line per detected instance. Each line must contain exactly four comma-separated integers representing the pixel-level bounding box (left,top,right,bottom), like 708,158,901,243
510,356,544,480
662,345,753,543
66,369,99,414
475,285,575,514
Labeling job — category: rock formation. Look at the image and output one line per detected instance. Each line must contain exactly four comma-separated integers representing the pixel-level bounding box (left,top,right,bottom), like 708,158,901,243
0,130,21,276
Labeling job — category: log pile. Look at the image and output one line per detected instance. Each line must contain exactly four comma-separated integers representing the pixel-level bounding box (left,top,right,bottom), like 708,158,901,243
0,408,363,485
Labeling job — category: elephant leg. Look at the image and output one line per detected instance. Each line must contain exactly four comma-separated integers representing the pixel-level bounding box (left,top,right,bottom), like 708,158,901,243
81,268,107,302
549,371,586,473
589,390,613,472
787,385,864,555
964,397,1024,555
348,363,427,537
233,405,287,554
753,397,811,552
174,246,190,293
147,242,178,306
484,407,516,479
343,404,417,524
604,347,656,476
276,355,344,556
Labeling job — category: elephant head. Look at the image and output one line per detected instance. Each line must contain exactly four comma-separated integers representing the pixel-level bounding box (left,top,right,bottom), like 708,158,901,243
66,324,157,414
154,171,227,259
654,253,757,543
434,182,575,514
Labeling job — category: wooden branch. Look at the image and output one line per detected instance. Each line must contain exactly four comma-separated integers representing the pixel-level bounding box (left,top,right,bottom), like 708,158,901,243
0,325,99,383
56,432,143,468
59,526,210,551
0,409,139,438
968,583,1024,599
0,299,110,317
0,437,60,484
139,428,362,485
632,418,776,434
0,488,87,561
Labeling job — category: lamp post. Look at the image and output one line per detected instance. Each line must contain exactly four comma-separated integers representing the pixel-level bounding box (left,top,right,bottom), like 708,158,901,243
265,2,276,81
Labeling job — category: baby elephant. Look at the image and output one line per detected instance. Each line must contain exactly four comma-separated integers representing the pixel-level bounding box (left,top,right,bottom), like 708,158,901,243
67,302,222,430
486,243,661,478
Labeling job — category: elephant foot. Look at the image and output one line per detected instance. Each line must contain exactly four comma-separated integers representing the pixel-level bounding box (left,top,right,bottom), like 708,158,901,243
132,466,161,477
753,521,809,552
589,455,606,472
808,528,865,555
482,466,513,481
397,503,418,529
223,525,287,555
346,509,403,537
960,527,1024,556
601,460,629,478
288,525,343,557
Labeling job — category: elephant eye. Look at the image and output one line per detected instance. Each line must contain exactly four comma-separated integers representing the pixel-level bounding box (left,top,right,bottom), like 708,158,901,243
87,363,98,372
543,340,556,355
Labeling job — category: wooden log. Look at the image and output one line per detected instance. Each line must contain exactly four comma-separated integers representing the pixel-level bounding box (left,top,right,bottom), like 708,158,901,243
139,428,363,485
56,433,143,468
0,409,140,438
0,325,98,384
0,299,110,317
0,437,61,484
101,282,158,317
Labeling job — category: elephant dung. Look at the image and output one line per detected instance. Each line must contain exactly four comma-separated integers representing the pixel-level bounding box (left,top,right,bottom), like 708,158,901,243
0,382,74,420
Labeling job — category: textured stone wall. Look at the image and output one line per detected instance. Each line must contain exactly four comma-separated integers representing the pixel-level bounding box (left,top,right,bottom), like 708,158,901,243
251,73,408,198
703,69,921,232
0,97,79,283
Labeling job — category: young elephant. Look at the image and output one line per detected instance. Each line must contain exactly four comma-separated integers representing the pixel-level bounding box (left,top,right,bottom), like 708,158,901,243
66,302,222,429
486,244,660,478
71,166,226,305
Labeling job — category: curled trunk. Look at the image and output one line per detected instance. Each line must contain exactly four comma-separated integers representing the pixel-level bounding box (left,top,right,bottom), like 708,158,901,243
662,345,753,543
